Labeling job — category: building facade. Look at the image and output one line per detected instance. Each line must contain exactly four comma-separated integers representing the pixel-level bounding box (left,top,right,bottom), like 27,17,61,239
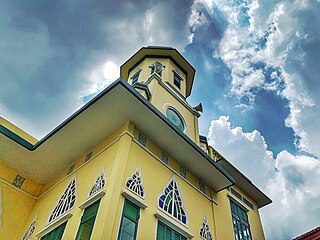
0,46,271,240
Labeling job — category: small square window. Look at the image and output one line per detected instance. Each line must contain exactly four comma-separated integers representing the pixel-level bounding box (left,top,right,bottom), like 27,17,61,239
12,175,25,188
161,151,168,164
85,151,93,162
138,132,147,147
199,181,206,194
173,72,182,89
180,166,187,179
67,164,75,175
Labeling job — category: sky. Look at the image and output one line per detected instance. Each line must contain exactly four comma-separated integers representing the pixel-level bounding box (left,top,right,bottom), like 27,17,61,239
1,0,319,239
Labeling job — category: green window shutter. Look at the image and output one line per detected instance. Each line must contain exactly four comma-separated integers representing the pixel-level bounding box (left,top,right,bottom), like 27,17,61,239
156,221,187,240
41,222,67,240
230,200,252,240
118,199,140,240
75,199,101,240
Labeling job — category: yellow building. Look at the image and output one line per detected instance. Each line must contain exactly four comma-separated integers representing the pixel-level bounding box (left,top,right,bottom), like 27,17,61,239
0,46,271,240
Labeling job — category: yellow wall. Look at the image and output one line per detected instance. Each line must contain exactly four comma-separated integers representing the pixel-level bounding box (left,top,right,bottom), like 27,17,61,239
215,187,265,240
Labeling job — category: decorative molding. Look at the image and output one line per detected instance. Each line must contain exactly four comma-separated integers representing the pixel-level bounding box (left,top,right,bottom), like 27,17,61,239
122,189,148,209
199,215,213,240
22,214,38,240
36,211,72,238
158,175,188,225
154,211,194,239
125,167,146,199
48,175,77,223
79,190,106,209
89,168,106,198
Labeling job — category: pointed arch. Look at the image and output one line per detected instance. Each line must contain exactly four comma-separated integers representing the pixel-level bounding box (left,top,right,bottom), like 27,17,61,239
200,215,213,240
89,168,106,197
48,176,77,223
22,214,37,240
125,167,146,199
158,175,187,225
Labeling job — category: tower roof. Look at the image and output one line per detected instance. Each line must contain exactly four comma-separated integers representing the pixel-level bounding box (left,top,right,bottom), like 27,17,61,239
120,46,196,97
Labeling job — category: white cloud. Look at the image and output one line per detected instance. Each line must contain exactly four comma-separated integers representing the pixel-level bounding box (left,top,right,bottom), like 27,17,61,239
208,116,274,188
207,116,320,239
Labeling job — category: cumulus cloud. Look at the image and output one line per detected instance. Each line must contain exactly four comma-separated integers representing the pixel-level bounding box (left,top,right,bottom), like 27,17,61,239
208,116,274,187
207,116,320,239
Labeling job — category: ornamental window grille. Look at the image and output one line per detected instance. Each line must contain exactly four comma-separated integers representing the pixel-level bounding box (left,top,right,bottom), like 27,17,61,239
158,175,187,225
48,176,77,223
138,132,147,147
67,164,75,175
199,181,206,194
125,168,146,199
161,151,168,164
89,168,106,197
12,175,25,188
180,166,187,179
22,214,37,240
200,215,213,240
85,151,93,162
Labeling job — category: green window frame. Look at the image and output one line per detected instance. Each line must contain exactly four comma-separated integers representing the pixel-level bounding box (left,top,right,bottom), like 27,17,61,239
156,221,187,240
230,200,252,240
40,222,67,240
173,72,182,89
131,72,140,84
117,199,140,240
75,199,101,240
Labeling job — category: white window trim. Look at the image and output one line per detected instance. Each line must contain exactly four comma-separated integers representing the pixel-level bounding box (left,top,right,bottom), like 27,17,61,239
154,211,194,239
227,194,249,212
121,189,148,209
35,211,72,238
78,189,106,209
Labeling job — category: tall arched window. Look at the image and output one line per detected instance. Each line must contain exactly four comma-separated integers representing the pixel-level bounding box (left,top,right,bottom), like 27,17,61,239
89,168,106,197
126,168,146,199
200,215,213,240
158,175,187,225
48,176,76,223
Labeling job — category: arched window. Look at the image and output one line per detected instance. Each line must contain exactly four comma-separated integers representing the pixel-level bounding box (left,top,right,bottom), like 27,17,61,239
89,168,106,197
22,214,37,240
158,175,187,225
200,215,213,240
166,108,185,132
126,168,146,199
48,176,76,223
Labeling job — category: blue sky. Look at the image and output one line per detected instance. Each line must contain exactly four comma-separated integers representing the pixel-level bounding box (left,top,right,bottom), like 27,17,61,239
1,0,320,239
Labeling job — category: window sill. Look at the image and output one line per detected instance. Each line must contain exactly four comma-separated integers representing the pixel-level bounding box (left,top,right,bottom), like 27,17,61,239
35,211,73,238
78,189,106,209
154,211,194,239
122,189,148,209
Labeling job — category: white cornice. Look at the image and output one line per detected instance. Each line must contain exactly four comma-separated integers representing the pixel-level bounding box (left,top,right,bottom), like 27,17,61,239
122,189,148,209
78,189,106,209
35,211,73,238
